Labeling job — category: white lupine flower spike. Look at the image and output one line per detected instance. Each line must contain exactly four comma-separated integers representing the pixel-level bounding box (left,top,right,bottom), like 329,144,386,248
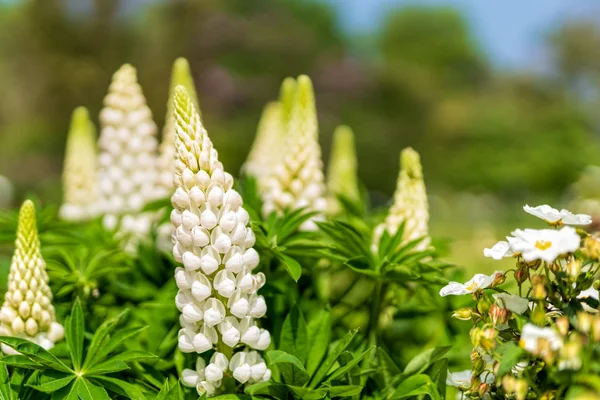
172,86,270,396
59,107,100,222
0,200,64,354
97,64,162,253
372,147,430,253
262,75,327,230
326,125,360,215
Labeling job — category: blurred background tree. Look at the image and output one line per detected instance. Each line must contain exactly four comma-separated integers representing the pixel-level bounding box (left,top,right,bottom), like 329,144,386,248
1,0,600,268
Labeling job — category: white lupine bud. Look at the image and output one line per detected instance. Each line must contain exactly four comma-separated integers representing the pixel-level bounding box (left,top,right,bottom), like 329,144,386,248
249,295,267,318
255,330,271,350
191,275,212,302
59,107,100,222
233,364,252,384
182,210,200,230
213,271,236,298
261,76,326,230
178,329,195,353
183,252,202,271
1,201,64,353
175,268,193,290
182,369,200,387
229,291,250,318
205,364,224,382
98,65,162,253
371,148,430,253
219,317,241,347
243,249,260,269
191,227,210,247
203,299,226,327
182,303,203,323
172,87,270,389
212,230,232,254
262,369,272,382
173,244,183,263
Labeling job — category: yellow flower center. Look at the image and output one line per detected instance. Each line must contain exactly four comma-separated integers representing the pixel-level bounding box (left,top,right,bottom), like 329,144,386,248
535,240,552,250
465,282,479,291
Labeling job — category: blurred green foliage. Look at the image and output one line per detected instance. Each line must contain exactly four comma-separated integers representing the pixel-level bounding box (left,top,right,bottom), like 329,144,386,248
0,0,599,209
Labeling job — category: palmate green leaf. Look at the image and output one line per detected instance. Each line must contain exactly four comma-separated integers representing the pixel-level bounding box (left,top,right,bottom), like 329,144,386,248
328,385,363,397
90,376,145,400
50,381,79,400
276,253,303,282
245,381,290,398
280,305,308,364
76,378,109,400
389,374,442,400
65,298,85,370
82,309,129,369
86,350,156,376
378,221,406,260
27,371,75,393
156,378,184,400
309,329,357,389
0,363,15,400
325,346,374,383
266,350,310,386
496,342,525,377
306,309,332,377
0,355,45,371
427,358,448,396
0,337,71,373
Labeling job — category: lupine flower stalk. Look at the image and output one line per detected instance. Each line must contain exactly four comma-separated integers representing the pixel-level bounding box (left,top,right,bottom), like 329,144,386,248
262,75,327,230
97,64,161,252
157,58,200,251
171,86,270,397
244,78,296,190
59,107,100,222
326,125,360,214
0,200,64,354
372,147,430,252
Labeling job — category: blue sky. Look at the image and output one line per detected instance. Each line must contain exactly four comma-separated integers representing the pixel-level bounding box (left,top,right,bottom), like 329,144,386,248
326,0,600,69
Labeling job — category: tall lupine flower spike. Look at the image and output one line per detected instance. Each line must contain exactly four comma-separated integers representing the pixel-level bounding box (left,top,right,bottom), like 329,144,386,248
0,200,64,354
59,107,100,222
326,125,360,214
158,57,200,193
157,58,201,251
97,64,161,252
262,75,327,230
171,86,271,397
243,102,284,184
371,147,430,253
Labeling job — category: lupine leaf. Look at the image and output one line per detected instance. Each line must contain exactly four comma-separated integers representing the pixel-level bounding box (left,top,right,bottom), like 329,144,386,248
389,374,441,400
27,371,75,393
90,376,145,400
306,309,332,377
0,337,71,373
309,329,357,388
82,309,129,369
280,305,308,364
276,253,302,282
76,378,110,400
266,350,310,386
66,298,84,370
0,363,14,400
403,346,451,376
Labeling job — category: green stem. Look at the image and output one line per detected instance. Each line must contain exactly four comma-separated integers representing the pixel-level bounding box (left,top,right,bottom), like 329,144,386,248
367,280,384,347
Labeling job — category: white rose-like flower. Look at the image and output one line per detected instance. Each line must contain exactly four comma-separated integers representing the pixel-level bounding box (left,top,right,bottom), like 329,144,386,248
372,147,430,253
171,86,270,395
510,226,580,263
439,271,503,297
59,107,100,222
97,64,161,253
446,370,494,389
524,204,592,225
492,293,530,314
578,286,599,313
261,76,327,230
520,323,563,357
483,239,520,260
0,201,64,354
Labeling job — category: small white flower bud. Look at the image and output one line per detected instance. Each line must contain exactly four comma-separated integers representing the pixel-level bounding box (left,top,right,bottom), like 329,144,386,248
182,168,195,189
181,210,200,230
245,229,256,248
233,364,252,384
191,275,212,302
225,190,243,208
175,268,193,289
191,226,210,247
182,251,202,271
200,208,217,230
224,248,244,274
175,291,193,311
236,208,249,226
219,317,241,347
243,248,260,269
31,303,42,320
11,316,24,334
18,302,31,319
228,291,249,318
196,170,211,189
205,363,223,382
196,381,217,396
48,322,64,342
230,224,246,245
203,299,226,327
262,369,272,382
207,186,224,208
213,270,236,298
182,369,200,387
173,244,183,263
212,231,232,254
219,211,237,232
25,318,38,336
189,186,206,206
172,187,190,209
241,324,260,346
255,330,271,350
176,226,193,247
211,169,225,186
182,303,203,323
251,362,267,382
193,333,213,353
178,330,195,353
249,295,267,318
199,253,219,275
